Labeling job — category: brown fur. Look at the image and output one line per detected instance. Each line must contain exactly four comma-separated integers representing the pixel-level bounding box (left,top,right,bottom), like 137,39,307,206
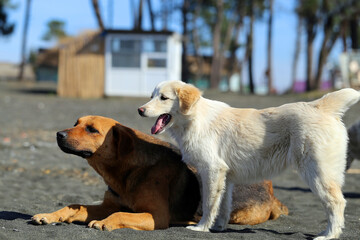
32,116,287,231
229,181,288,225
175,84,201,114
346,120,360,170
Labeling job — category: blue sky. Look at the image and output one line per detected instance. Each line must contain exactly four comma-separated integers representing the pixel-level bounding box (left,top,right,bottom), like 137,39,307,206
0,0,343,93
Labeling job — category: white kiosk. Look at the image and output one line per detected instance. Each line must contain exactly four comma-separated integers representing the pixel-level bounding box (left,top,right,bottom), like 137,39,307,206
104,30,182,97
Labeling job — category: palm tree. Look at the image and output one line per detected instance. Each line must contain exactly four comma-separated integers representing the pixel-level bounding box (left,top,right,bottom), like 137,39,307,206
291,15,302,92
209,0,224,89
146,0,155,31
90,0,104,30
42,20,67,41
190,0,204,82
247,1,255,94
244,0,265,94
18,0,31,81
265,0,274,94
297,0,320,91
0,0,15,36
181,0,190,82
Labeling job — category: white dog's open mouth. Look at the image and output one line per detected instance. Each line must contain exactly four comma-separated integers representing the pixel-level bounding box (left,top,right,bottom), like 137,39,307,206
151,114,172,134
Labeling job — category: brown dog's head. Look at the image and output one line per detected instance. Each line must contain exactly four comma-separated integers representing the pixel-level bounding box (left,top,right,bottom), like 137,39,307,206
138,80,201,135
57,116,134,162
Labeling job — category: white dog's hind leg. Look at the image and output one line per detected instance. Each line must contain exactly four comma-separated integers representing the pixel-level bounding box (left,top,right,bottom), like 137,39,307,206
299,164,346,240
212,180,234,231
187,166,228,232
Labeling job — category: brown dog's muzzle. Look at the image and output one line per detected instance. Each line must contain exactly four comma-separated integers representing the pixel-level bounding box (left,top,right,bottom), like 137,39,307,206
57,131,68,140
56,130,93,158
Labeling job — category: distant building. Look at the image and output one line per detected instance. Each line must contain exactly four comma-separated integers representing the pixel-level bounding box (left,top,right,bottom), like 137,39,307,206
104,30,181,97
38,29,182,98
36,48,58,82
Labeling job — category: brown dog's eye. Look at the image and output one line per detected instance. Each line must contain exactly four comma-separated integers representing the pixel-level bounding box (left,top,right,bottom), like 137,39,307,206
160,95,169,101
86,126,99,134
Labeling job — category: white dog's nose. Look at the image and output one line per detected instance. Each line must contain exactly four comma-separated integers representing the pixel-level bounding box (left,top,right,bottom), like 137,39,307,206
138,107,146,117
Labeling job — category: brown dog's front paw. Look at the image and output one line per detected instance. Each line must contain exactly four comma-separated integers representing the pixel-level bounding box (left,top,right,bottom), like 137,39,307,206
88,220,113,231
32,213,62,225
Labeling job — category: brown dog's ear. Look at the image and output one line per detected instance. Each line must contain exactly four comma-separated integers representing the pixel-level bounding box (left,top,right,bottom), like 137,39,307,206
175,84,201,115
112,124,134,158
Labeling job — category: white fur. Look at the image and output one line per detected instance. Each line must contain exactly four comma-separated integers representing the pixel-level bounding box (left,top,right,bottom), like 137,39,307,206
139,80,360,239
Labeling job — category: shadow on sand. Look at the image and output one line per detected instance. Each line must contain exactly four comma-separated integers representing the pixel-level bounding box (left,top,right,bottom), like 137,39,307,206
0,211,31,221
214,227,315,239
274,186,360,198
14,87,57,95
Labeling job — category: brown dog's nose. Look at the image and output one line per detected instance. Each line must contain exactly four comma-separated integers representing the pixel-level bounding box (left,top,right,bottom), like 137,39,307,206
57,131,68,139
138,107,145,117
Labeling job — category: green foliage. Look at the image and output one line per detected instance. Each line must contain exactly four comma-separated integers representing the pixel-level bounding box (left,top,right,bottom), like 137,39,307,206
190,0,265,54
42,20,68,41
28,49,38,73
0,0,17,9
0,0,16,36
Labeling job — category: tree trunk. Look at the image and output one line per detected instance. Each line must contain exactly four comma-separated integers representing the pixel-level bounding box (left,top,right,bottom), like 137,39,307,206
305,33,314,91
191,0,204,81
18,0,31,81
161,0,168,31
266,0,274,94
218,9,237,90
181,0,190,83
350,16,359,50
340,20,348,52
137,0,143,30
228,20,243,77
314,12,334,89
291,17,302,92
247,4,255,94
209,0,224,89
146,0,155,31
305,16,316,92
91,0,105,30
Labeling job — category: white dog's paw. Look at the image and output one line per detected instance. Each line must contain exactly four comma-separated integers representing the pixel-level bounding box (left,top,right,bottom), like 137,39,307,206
210,225,226,232
186,224,210,232
313,232,340,240
211,219,227,231
314,229,342,240
313,236,328,240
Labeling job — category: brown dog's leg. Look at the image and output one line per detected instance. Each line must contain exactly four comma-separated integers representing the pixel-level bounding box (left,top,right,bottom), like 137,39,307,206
88,212,157,231
32,191,120,225
229,181,288,225
265,180,288,220
269,197,289,220
32,204,116,224
87,195,171,231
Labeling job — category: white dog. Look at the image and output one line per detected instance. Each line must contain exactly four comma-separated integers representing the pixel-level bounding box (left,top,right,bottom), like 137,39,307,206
138,80,360,240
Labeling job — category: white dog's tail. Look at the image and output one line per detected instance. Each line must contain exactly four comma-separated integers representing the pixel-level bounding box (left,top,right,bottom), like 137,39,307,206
311,88,360,117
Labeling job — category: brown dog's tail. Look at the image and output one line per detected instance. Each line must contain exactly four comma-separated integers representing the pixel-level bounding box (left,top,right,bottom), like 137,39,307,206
310,88,360,118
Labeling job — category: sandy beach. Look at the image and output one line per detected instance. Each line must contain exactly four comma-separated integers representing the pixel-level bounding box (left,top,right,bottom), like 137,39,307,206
0,81,359,240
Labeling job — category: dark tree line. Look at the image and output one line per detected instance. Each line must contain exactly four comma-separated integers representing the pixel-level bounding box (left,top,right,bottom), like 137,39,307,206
3,0,360,91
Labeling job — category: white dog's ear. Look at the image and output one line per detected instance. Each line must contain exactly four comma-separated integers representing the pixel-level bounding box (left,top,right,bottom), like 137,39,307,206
175,84,201,114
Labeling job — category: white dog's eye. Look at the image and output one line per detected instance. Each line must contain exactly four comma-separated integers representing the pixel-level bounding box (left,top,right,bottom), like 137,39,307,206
160,95,169,101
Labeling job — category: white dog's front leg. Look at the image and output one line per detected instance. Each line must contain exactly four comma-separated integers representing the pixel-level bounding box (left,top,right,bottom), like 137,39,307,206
187,165,228,232
212,180,234,231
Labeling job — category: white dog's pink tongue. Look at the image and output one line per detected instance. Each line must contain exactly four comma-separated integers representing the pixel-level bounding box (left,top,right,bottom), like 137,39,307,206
151,116,165,134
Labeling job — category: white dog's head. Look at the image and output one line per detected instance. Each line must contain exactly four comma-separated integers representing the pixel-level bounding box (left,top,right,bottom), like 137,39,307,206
138,80,201,134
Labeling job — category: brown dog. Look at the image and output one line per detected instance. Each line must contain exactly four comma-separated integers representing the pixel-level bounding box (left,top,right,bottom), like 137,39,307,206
347,119,360,170
32,116,287,231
